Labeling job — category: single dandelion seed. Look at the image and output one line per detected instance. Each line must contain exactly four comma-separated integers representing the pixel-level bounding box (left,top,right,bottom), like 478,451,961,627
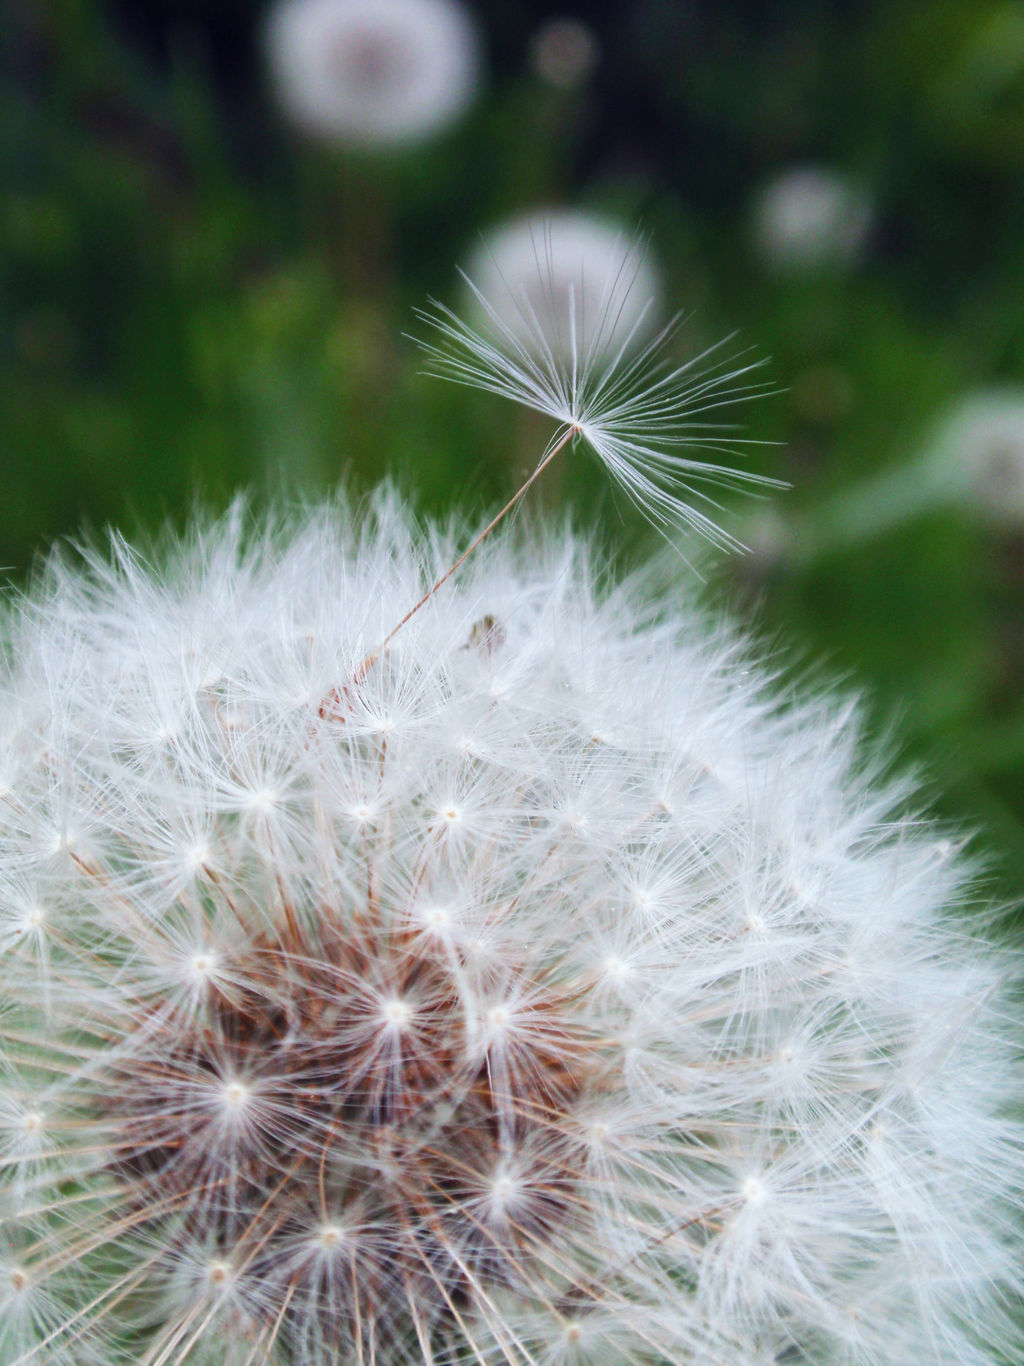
415,219,783,552
353,224,780,682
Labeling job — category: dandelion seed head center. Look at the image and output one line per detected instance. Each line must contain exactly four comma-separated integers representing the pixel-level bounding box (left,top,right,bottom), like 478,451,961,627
420,904,451,931
315,1222,346,1250
601,954,629,981
185,841,211,870
206,1258,232,1288
108,923,594,1336
189,949,216,978
222,1079,250,1111
329,28,413,98
8,1267,29,1293
492,1172,517,1202
742,1176,766,1205
381,996,413,1029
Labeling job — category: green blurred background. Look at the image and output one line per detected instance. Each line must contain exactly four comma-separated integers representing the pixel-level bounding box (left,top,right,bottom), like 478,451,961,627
4,0,1024,897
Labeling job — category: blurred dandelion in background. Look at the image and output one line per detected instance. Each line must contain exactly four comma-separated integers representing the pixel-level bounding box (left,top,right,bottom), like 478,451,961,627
463,211,662,368
528,17,600,91
752,165,875,272
790,388,1024,564
930,389,1024,525
265,0,481,147
423,223,777,547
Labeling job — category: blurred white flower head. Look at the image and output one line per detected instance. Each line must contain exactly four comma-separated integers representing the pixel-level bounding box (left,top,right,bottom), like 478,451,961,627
753,165,874,271
529,16,600,89
932,388,1024,523
1,494,1020,1363
266,0,481,148
465,211,662,368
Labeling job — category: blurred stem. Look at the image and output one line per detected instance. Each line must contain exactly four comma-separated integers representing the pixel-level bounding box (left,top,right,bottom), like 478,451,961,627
791,455,958,564
334,158,396,306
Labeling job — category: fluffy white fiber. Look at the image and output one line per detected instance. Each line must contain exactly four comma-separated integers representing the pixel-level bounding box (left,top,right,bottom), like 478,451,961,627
0,492,1021,1364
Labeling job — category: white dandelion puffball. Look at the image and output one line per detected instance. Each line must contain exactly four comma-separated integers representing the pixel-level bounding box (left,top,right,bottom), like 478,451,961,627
529,17,599,90
930,389,1024,524
753,165,874,271
266,0,480,148
1,493,1022,1364
464,212,662,371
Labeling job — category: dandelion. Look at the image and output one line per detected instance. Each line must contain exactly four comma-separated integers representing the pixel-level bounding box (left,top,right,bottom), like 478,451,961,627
1,490,1022,1364
1,264,1022,1364
752,165,874,272
462,211,662,368
266,0,481,148
529,18,599,90
930,388,1024,525
423,217,778,548
786,388,1024,564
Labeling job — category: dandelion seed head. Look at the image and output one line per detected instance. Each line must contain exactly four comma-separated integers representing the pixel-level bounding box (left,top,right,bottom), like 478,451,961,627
464,210,661,368
752,164,874,271
0,494,1021,1363
529,17,600,90
267,0,481,148
928,388,1024,524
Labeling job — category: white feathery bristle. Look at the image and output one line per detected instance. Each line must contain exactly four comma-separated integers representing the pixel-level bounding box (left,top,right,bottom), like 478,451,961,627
0,492,1020,1363
417,218,782,549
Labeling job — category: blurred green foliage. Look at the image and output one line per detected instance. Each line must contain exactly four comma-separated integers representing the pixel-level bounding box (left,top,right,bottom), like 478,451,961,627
3,0,1024,897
